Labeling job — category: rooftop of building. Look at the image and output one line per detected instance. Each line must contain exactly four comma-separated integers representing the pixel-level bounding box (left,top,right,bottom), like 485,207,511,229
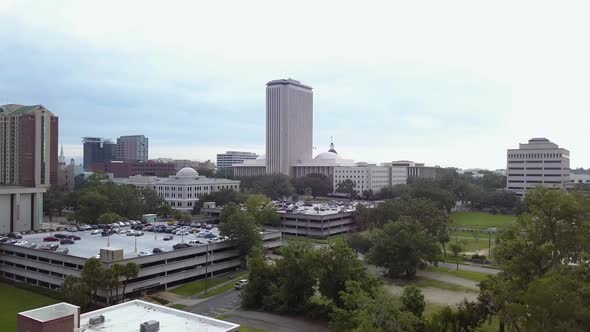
0,104,50,116
267,78,313,90
19,303,79,323
2,223,223,259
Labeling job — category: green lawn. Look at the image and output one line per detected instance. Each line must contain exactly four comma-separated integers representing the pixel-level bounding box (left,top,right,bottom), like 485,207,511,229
284,234,347,245
0,283,59,332
451,212,516,229
240,327,268,332
170,272,247,297
200,281,239,299
427,266,490,283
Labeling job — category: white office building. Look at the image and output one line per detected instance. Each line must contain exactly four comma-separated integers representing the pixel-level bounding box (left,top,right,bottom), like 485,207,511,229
113,168,240,211
216,151,258,170
506,138,570,197
266,79,313,176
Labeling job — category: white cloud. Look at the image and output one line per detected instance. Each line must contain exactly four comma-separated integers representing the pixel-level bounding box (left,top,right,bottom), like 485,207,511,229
3,0,590,169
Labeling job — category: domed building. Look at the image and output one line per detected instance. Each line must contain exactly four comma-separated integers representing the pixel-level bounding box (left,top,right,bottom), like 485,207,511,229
116,167,240,212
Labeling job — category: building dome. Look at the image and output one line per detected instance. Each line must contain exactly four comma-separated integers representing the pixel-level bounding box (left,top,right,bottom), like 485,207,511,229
315,151,340,160
176,167,199,178
315,142,340,160
256,154,266,160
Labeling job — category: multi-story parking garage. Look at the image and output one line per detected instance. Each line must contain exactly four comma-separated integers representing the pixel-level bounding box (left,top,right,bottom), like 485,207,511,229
0,228,281,303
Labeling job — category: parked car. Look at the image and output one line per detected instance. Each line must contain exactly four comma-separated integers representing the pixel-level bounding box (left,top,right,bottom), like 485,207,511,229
206,224,213,230
90,224,99,229
7,232,23,239
152,248,163,254
234,279,248,290
66,227,77,232
173,243,190,250
66,235,81,240
187,240,201,246
60,238,75,245
101,230,114,237
77,226,86,231
39,243,59,251
134,231,144,237
43,236,59,242
90,229,101,235
14,241,29,247
56,247,69,254
163,235,174,241
204,233,216,239
176,231,190,236
138,250,152,256
53,233,68,239
126,231,135,236
0,237,8,243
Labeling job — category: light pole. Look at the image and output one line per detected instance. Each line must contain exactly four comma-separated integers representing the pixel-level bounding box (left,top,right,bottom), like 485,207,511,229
204,243,209,295
134,234,138,253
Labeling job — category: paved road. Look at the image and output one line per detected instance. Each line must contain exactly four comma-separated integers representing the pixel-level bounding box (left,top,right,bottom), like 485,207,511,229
184,288,241,317
438,262,500,275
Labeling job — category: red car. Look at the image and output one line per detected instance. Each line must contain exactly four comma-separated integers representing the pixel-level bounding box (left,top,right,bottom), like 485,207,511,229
43,236,59,242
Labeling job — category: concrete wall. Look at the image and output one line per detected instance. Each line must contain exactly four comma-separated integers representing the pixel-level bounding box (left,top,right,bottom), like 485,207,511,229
0,194,11,234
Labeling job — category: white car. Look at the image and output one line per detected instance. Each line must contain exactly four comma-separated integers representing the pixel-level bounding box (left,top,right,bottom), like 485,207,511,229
234,279,248,290
90,229,101,235
138,251,152,256
187,240,201,246
118,222,126,227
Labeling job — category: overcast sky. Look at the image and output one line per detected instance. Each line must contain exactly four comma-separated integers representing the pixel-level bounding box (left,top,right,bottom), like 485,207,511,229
1,0,588,169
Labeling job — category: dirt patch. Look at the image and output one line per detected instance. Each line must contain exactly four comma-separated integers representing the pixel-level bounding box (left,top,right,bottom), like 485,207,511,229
385,284,478,306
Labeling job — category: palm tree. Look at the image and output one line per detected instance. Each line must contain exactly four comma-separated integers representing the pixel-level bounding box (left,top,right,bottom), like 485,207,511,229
120,262,140,301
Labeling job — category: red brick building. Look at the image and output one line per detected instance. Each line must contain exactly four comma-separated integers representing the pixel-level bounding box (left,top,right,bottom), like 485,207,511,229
92,160,176,178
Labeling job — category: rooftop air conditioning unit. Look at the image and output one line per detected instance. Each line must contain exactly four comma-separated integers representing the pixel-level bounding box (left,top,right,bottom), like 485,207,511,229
140,320,160,332
88,315,105,326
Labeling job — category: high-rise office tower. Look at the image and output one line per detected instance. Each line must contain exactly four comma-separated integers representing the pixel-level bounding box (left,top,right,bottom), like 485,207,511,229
116,135,148,161
506,138,570,197
266,79,313,175
82,137,118,170
0,104,58,187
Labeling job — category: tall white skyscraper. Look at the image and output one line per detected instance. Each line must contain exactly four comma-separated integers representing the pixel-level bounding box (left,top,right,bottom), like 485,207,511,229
266,79,313,175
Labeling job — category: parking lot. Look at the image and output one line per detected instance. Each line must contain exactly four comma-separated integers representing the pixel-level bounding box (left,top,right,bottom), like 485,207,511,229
4,223,221,259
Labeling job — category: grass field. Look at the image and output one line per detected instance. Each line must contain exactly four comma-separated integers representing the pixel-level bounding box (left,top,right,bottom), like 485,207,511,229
391,278,477,293
427,266,490,283
170,303,187,310
0,283,59,332
170,272,248,297
450,212,516,229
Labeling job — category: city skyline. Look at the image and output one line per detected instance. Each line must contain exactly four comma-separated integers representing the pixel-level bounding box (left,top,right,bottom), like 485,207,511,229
2,1,590,169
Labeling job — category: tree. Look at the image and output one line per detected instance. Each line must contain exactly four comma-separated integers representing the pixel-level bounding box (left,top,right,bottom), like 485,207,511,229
219,209,261,258
401,286,425,318
428,301,488,332
239,174,294,199
78,191,110,224
317,239,381,306
347,232,373,254
192,189,247,213
62,276,91,310
241,248,277,309
270,242,318,314
476,187,590,331
449,241,464,270
336,179,357,199
120,262,139,300
98,212,122,224
44,188,66,222
158,203,173,218
245,194,280,226
291,173,333,198
330,281,417,332
367,219,440,279
141,188,162,214
81,257,105,304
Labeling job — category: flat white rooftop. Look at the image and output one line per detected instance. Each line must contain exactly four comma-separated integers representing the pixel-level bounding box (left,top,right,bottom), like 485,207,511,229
79,300,239,332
